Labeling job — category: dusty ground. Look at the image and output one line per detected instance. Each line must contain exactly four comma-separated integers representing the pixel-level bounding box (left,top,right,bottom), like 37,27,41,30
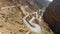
0,0,54,34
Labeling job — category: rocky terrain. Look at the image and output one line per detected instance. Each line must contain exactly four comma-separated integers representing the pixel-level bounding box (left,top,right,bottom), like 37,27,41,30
0,0,54,34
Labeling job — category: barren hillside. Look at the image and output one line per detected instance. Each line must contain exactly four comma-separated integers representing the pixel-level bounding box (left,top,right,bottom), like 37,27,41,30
0,0,54,34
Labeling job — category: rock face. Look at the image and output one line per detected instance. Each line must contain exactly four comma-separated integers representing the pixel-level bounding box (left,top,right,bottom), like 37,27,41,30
43,0,60,34
0,0,54,34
